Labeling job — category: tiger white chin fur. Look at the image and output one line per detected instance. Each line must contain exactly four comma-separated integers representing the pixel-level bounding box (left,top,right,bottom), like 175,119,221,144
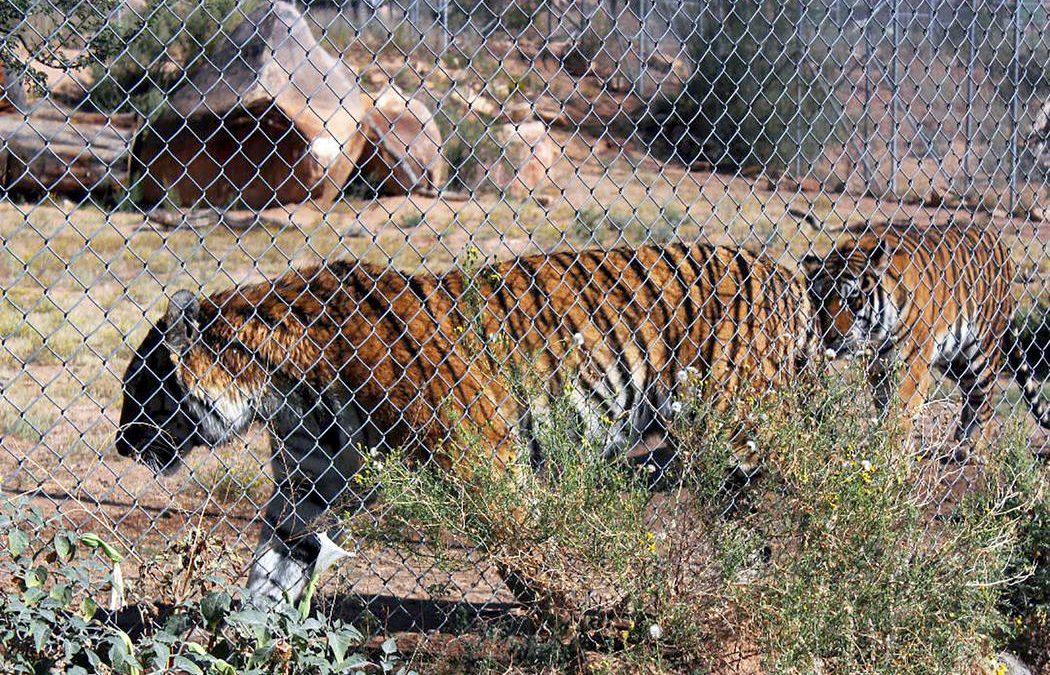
115,244,818,606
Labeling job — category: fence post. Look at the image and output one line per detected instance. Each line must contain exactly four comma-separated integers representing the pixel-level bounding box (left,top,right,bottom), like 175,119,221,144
890,0,901,201
436,0,449,54
1009,0,1021,216
963,0,976,194
862,2,873,194
636,0,650,96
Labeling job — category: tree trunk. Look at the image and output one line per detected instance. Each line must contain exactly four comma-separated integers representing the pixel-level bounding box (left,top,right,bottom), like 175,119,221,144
0,106,138,201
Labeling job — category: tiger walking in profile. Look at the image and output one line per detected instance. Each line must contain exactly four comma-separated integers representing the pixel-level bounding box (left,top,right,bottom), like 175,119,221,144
114,242,819,606
801,222,1050,455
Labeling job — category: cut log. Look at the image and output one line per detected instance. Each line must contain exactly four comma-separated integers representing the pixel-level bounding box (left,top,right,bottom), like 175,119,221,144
132,1,366,210
0,106,138,200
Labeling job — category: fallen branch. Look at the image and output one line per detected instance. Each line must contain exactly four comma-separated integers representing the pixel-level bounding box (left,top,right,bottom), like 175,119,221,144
142,208,284,232
407,186,471,201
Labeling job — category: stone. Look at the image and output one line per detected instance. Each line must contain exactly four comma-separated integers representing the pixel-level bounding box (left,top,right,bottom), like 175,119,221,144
489,121,559,197
359,86,445,195
132,1,367,210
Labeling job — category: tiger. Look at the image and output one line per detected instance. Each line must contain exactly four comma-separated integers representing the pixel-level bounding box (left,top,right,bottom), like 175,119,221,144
114,241,819,607
800,222,1050,453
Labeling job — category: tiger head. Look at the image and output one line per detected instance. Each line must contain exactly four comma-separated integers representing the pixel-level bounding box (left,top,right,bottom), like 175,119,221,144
801,239,894,358
114,291,253,475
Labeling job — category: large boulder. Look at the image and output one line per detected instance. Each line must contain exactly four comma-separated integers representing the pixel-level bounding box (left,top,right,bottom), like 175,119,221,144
358,86,445,195
489,121,558,198
132,1,366,210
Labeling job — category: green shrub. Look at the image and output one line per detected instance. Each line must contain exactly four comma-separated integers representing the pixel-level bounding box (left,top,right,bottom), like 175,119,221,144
361,361,1042,672
358,386,655,643
681,371,1030,674
998,444,1050,671
438,105,503,193
638,0,839,172
0,497,393,674
85,0,253,115
0,0,121,95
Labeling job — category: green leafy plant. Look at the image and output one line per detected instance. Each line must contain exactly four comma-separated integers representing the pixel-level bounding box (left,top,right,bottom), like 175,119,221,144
997,441,1050,672
0,0,120,94
359,359,1044,672
358,387,655,641
438,104,503,193
0,497,393,675
671,368,1036,674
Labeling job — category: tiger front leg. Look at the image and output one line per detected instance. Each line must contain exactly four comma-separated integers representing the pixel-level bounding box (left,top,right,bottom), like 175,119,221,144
247,478,354,608
247,402,365,608
950,359,996,463
872,344,932,449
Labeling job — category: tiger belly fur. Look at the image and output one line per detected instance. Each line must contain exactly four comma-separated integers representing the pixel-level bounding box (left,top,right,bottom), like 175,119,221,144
116,242,819,606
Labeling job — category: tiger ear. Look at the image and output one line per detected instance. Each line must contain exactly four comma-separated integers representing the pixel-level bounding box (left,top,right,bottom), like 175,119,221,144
800,253,824,279
860,241,890,292
163,290,200,354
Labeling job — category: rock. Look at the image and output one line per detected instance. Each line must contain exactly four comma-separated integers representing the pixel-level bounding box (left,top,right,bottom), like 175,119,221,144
535,104,569,128
489,121,559,198
359,86,445,195
450,88,500,120
646,52,690,82
132,1,367,210
540,39,593,78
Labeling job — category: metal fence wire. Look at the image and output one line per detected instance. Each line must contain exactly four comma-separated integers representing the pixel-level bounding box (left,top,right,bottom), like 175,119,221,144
3,0,1050,663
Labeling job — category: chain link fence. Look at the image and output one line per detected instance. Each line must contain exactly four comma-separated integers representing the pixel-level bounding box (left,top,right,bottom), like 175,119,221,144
3,0,1050,670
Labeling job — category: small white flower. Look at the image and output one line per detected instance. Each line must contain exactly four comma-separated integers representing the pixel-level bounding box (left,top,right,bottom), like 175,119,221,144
685,366,698,376
670,401,683,415
572,332,584,347
676,370,688,383
649,624,663,640
861,459,872,472
824,348,837,359
746,439,758,453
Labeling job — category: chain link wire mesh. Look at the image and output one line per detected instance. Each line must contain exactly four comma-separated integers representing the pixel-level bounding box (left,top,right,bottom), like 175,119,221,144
2,0,1050,665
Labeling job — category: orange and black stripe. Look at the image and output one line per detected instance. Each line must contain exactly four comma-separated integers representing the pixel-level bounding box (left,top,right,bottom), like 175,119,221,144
179,242,819,468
